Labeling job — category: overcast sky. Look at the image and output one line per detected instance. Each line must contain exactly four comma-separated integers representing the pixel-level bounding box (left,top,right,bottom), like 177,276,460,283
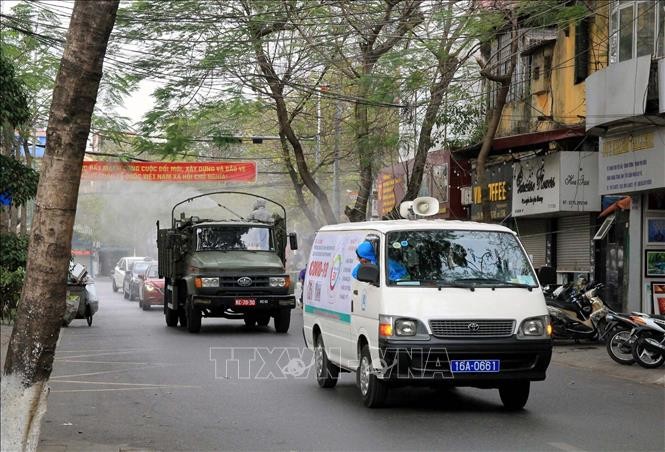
2,0,156,127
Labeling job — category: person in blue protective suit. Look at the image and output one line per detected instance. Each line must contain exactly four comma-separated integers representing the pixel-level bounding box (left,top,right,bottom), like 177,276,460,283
352,241,376,279
352,241,409,281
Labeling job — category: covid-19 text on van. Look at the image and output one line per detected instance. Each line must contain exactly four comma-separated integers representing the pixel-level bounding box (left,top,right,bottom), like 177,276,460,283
303,197,552,409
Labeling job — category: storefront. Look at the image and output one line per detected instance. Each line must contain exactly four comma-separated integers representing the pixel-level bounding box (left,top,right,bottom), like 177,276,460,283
512,151,600,280
376,149,470,219
598,127,665,314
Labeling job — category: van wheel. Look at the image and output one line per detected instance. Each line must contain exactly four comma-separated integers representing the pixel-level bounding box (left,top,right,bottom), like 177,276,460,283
165,307,179,327
499,381,530,410
273,308,290,333
315,335,339,388
358,344,388,408
186,301,201,333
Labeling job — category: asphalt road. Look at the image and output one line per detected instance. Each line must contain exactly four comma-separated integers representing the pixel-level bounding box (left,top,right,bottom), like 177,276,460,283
39,279,664,451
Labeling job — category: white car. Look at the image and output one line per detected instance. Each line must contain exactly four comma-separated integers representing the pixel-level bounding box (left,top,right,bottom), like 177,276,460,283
303,197,552,409
112,256,148,293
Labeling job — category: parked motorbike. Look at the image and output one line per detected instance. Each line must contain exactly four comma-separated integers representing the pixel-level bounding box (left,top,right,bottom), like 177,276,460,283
545,281,609,341
604,312,646,365
63,262,99,327
631,315,665,369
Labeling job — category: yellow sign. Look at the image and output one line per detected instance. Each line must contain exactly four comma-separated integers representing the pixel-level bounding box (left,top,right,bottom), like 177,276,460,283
601,132,654,157
473,181,507,204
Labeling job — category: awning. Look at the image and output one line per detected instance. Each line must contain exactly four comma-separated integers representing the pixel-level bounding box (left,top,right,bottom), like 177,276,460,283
453,126,586,158
598,196,631,218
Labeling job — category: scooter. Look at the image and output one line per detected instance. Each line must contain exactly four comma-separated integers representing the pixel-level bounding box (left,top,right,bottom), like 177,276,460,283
604,311,648,365
545,282,608,341
631,315,665,369
63,262,99,327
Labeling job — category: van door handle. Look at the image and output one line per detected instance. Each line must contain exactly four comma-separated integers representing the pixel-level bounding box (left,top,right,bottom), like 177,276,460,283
353,290,358,295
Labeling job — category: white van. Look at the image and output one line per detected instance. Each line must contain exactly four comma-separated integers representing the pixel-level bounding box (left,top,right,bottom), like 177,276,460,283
303,199,552,409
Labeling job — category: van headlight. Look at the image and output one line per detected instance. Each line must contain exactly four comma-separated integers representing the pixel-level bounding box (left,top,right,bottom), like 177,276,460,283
395,318,417,336
518,316,550,339
269,276,290,288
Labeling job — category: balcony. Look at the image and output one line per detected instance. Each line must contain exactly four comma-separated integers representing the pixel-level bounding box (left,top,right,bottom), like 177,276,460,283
586,55,665,136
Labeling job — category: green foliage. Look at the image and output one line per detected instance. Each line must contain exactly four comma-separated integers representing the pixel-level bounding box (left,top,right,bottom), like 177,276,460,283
0,50,30,128
0,233,28,324
0,154,39,207
1,266,25,324
0,233,29,271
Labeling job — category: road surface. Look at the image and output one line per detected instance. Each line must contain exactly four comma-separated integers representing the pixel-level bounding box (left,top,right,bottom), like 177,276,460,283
39,279,664,451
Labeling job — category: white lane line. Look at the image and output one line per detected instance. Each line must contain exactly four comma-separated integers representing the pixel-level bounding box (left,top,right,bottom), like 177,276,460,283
51,387,193,393
54,360,164,365
50,380,200,388
57,348,149,354
54,350,157,360
51,364,167,380
549,442,588,452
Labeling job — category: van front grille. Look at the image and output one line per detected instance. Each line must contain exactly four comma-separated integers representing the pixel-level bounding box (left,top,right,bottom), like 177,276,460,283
429,319,515,338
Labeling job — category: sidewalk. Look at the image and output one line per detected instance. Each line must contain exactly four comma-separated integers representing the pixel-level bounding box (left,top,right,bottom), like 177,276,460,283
551,341,665,387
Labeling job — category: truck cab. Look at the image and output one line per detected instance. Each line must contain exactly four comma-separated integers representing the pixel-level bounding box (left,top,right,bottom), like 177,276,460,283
157,192,297,333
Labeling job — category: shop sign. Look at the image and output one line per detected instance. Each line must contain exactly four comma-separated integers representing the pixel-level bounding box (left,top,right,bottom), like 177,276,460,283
470,164,512,221
512,151,600,217
598,128,665,195
378,173,403,216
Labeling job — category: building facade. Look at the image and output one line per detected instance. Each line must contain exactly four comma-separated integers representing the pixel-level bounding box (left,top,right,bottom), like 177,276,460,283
586,0,665,313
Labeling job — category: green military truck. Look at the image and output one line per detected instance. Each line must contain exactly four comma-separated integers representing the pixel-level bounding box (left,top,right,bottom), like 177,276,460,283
157,191,298,333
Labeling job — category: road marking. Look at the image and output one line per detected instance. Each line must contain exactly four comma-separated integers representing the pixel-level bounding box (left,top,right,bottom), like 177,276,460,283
57,348,149,354
50,387,189,393
549,442,587,452
54,360,165,365
51,364,169,380
54,350,157,360
50,380,200,388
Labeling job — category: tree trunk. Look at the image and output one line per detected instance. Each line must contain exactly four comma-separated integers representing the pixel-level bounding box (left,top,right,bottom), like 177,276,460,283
19,139,34,235
346,82,373,222
383,57,458,220
279,134,320,230
477,23,518,223
251,37,338,225
1,2,119,451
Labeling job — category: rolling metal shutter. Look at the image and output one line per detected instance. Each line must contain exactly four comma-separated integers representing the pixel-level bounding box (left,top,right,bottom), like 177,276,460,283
556,215,592,273
516,219,548,270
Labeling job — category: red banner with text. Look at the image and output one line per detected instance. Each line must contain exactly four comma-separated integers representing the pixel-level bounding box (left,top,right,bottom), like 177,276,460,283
82,161,257,183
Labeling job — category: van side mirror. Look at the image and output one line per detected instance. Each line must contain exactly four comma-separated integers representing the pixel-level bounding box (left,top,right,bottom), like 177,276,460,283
288,232,298,250
537,266,556,286
357,263,380,286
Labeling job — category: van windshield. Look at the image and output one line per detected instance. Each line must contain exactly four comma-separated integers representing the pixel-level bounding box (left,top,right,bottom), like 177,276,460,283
195,226,274,251
385,230,537,288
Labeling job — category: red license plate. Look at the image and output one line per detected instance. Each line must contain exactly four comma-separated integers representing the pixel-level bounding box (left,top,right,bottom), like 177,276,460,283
235,298,256,306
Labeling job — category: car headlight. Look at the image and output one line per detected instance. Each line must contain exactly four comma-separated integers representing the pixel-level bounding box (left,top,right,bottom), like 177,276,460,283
144,283,155,292
269,276,290,288
518,316,550,338
395,318,417,336
195,277,219,288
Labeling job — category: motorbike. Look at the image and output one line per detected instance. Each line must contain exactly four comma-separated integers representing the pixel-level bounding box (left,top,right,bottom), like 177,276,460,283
545,281,609,341
631,314,665,369
63,262,99,327
604,311,647,365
